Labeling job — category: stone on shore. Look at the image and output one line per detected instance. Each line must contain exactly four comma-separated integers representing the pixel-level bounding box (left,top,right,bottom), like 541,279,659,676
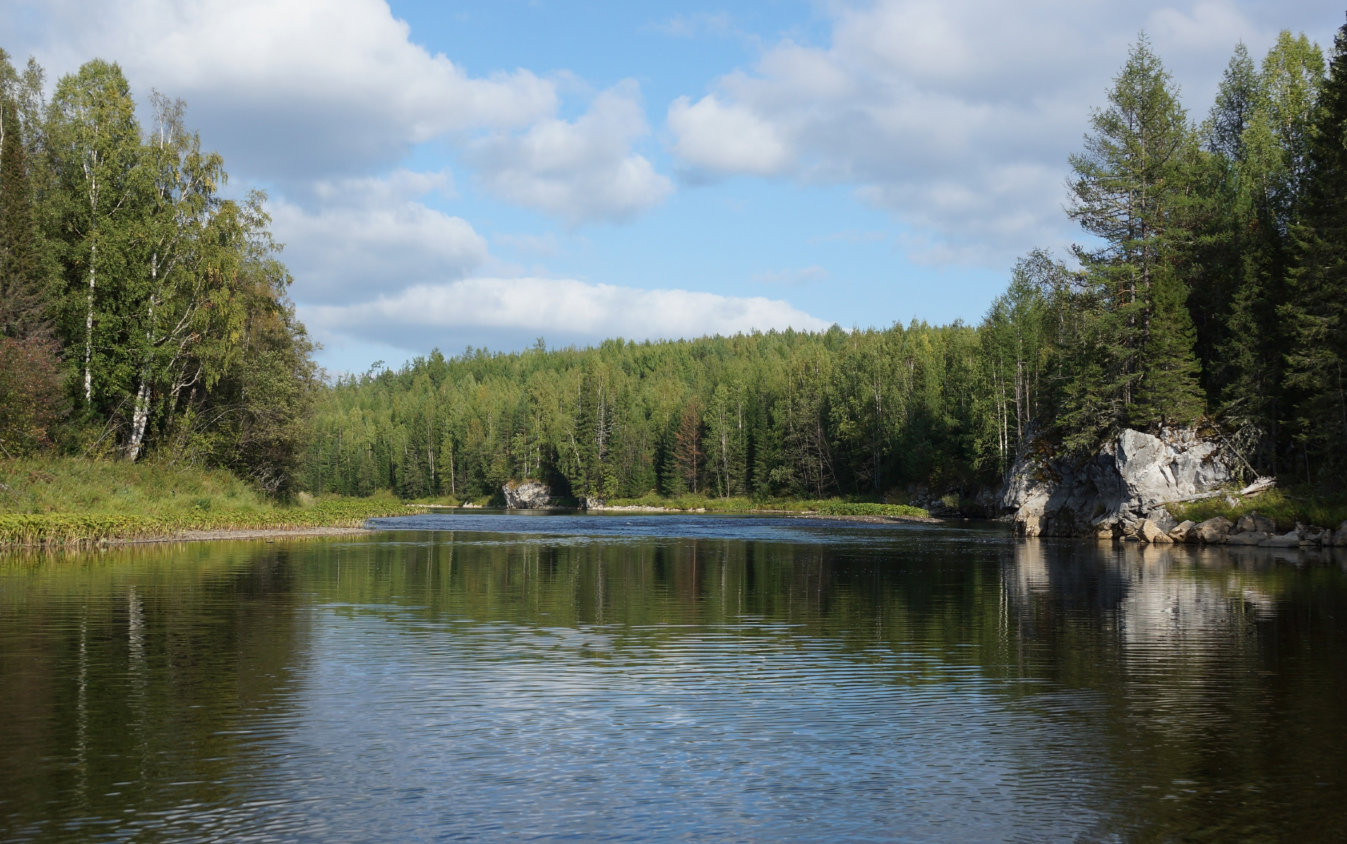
1196,517,1233,544
1227,532,1270,546
503,480,554,509
1169,520,1197,543
1140,520,1173,543
1260,531,1300,548
1235,512,1276,536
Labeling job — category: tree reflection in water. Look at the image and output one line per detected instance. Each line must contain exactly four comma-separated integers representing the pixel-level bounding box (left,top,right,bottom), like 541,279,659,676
1,525,1345,842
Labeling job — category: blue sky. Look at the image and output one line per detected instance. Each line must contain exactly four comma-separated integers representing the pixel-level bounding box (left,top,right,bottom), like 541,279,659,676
5,0,1343,373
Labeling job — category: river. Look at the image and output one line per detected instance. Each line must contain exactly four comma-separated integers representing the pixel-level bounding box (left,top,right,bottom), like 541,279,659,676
2,513,1345,842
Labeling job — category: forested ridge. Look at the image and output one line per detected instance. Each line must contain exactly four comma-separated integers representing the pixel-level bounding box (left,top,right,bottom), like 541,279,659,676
6,21,1347,507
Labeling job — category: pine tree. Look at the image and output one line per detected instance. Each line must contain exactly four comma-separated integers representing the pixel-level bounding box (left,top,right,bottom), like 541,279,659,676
1283,18,1347,484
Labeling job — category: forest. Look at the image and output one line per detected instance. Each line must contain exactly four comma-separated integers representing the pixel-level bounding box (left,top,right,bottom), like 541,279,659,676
4,21,1347,508
0,51,315,493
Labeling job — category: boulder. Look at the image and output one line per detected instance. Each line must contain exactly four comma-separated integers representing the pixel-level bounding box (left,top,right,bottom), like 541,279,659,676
1297,524,1325,546
1140,520,1173,543
1227,531,1270,546
583,497,605,510
1334,521,1347,547
1169,520,1197,543
502,480,554,509
1001,427,1235,538
1147,507,1178,534
1195,517,1233,544
1234,512,1276,535
1261,531,1300,548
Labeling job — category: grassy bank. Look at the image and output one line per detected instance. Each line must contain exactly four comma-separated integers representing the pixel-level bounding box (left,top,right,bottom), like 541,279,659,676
0,458,406,546
404,491,933,519
587,493,931,518
1170,488,1347,534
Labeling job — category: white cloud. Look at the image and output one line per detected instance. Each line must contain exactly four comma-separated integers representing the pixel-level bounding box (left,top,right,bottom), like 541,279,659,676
668,95,793,176
467,83,673,225
15,0,557,178
305,277,830,352
271,170,489,304
664,0,1332,264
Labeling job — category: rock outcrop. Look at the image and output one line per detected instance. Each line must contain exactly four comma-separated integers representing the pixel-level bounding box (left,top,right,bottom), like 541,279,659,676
502,480,554,509
1002,428,1235,538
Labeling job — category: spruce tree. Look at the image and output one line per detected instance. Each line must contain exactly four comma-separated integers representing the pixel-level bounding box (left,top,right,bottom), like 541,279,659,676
0,95,43,339
1283,18,1347,484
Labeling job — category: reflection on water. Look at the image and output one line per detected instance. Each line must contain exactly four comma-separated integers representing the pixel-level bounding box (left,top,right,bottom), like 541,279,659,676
2,518,1346,842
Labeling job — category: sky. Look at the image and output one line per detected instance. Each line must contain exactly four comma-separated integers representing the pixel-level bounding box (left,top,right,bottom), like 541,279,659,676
4,0,1343,374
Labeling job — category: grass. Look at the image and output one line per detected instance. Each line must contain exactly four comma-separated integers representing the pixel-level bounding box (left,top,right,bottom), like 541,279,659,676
599,493,930,519
1170,487,1347,534
0,457,406,546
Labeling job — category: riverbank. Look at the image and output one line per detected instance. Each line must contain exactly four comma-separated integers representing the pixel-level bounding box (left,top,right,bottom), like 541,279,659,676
0,457,407,546
410,493,935,520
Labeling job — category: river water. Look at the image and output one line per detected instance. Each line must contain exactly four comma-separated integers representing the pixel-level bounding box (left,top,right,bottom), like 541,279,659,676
2,513,1345,842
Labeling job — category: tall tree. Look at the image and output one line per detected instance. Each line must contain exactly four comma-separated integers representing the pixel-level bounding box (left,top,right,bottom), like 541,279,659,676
1283,18,1347,484
45,60,142,408
0,94,42,338
1067,34,1205,439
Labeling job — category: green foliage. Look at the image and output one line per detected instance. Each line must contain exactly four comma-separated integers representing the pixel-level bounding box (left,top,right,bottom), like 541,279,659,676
1170,488,1347,534
305,322,997,506
813,502,931,519
0,338,66,455
1066,34,1205,440
0,497,405,546
1283,19,1347,485
0,456,404,544
0,49,316,494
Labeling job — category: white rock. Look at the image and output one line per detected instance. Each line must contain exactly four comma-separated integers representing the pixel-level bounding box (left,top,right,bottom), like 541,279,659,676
1001,427,1235,538
503,481,554,509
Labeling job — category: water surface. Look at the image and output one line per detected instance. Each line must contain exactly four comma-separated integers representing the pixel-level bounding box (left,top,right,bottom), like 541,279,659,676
2,513,1345,842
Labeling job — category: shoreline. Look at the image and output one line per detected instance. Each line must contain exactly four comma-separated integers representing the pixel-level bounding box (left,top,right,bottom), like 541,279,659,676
122,526,375,545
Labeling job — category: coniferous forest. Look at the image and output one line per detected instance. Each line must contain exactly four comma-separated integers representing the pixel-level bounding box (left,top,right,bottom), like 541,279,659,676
5,21,1347,505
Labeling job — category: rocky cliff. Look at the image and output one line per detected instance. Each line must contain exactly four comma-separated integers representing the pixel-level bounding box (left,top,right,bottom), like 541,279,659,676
502,480,554,509
1001,428,1237,538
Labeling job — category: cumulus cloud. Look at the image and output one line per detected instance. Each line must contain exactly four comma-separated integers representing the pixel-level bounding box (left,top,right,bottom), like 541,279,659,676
304,277,830,352
12,0,556,179
664,0,1332,263
467,83,673,225
668,95,792,176
271,170,489,304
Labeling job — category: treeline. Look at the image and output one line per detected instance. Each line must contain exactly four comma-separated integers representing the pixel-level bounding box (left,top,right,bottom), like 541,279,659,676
307,21,1347,503
304,327,994,503
0,52,314,491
